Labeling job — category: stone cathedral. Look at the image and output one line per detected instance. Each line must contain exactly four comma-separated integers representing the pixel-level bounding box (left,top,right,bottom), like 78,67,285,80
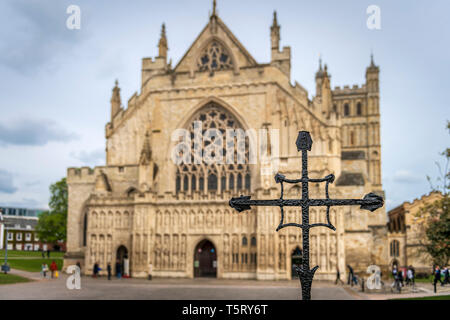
64,3,388,280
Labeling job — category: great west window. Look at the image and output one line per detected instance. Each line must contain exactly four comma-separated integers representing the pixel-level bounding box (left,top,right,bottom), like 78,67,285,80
176,103,251,194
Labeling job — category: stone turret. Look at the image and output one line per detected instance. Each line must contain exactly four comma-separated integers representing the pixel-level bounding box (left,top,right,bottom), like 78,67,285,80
158,23,168,62
315,58,332,116
110,80,122,121
270,11,291,78
366,54,379,93
270,11,280,51
365,54,380,115
141,23,171,85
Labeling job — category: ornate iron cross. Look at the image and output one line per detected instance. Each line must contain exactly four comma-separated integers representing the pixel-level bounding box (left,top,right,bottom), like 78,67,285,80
229,131,384,300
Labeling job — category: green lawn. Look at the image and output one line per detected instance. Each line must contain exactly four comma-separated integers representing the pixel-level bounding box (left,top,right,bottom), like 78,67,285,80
6,259,63,272
391,295,450,300
0,250,64,258
415,275,434,283
0,273,32,285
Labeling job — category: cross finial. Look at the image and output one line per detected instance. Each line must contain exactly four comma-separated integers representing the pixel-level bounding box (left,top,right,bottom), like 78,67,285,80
212,0,217,16
114,79,118,87
319,54,322,71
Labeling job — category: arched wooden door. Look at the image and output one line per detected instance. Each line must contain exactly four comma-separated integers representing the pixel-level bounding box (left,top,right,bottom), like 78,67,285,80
194,240,217,278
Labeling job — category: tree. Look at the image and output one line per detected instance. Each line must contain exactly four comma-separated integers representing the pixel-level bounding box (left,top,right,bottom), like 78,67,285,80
418,194,450,266
35,177,68,244
417,121,450,266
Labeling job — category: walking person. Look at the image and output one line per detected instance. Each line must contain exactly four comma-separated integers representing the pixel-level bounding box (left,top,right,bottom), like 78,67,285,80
115,260,122,279
335,267,343,285
391,265,400,292
433,265,443,293
398,268,404,287
347,265,355,286
107,262,112,280
41,249,45,259
41,263,48,278
49,260,58,279
443,267,449,285
407,266,415,287
93,262,99,278
47,249,50,258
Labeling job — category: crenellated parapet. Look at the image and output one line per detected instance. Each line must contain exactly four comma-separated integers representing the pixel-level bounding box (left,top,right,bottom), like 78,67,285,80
67,166,95,183
142,56,170,86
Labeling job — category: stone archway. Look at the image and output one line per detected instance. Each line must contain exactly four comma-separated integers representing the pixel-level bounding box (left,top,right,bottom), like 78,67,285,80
116,245,129,277
194,239,217,278
291,246,302,279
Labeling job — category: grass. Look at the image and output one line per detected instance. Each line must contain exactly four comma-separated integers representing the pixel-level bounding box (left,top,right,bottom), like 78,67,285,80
0,273,32,285
6,259,63,272
0,250,64,258
391,295,450,300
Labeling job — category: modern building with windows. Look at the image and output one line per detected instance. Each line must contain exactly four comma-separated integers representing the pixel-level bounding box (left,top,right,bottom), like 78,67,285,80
0,207,58,251
1,215,41,251
64,3,387,279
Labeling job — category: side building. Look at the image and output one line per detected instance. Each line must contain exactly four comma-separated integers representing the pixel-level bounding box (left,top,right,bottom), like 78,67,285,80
387,191,443,273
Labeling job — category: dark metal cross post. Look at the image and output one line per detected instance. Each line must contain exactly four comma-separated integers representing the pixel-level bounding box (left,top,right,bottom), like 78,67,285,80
229,131,384,300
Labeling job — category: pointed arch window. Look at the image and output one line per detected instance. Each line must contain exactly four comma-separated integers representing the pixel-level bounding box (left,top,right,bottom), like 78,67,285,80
344,103,350,116
208,173,218,191
175,102,250,194
356,102,362,116
198,41,234,72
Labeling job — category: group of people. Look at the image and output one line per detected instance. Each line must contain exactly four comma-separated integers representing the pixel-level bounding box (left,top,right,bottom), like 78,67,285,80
92,258,128,280
40,260,59,279
40,249,51,259
391,265,416,290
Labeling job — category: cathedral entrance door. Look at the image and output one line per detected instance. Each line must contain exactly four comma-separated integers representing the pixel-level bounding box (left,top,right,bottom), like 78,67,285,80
194,240,217,278
291,247,303,279
116,245,129,276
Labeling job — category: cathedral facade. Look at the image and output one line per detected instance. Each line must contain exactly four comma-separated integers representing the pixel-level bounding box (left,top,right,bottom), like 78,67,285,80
64,4,388,280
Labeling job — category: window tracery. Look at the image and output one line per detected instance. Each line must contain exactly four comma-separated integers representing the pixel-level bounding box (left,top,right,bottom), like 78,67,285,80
176,103,250,194
197,41,233,72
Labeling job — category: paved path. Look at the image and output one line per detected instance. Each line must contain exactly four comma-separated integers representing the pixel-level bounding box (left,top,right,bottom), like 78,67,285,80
4,269,448,300
0,271,355,300
8,268,43,281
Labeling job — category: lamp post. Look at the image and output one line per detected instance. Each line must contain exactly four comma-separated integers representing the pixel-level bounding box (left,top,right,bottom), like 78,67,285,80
229,131,384,300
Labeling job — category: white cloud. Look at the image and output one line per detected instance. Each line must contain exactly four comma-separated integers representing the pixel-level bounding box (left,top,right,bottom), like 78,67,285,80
0,118,78,146
392,170,423,184
71,148,105,166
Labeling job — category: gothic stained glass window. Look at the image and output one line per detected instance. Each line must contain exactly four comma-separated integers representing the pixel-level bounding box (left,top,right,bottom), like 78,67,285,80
175,102,251,194
197,41,234,72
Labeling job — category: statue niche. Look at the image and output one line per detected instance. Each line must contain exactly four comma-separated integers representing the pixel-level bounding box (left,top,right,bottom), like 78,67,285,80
139,131,158,191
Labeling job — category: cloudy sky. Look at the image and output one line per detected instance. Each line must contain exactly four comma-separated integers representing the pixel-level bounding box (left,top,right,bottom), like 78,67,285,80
0,0,448,211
